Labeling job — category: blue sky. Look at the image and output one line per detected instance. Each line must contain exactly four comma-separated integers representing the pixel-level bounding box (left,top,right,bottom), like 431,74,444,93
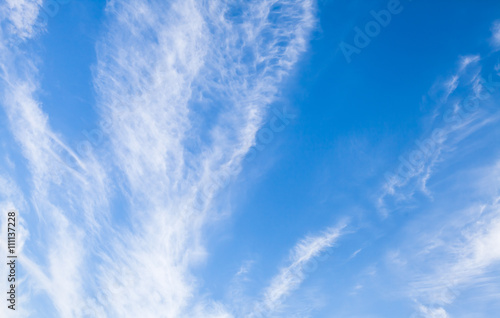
1,0,500,317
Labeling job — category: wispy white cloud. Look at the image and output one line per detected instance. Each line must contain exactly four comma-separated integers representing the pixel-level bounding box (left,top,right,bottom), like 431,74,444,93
407,199,500,311
91,0,315,317
415,305,449,318
1,0,42,40
491,20,500,50
377,53,500,215
0,0,316,316
248,222,347,317
382,161,500,315
375,34,500,314
0,2,110,317
459,55,481,71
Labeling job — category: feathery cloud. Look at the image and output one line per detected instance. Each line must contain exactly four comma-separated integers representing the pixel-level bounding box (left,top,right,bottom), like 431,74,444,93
249,222,347,317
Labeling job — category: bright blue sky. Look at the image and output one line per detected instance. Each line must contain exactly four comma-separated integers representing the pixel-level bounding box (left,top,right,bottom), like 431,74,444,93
1,0,500,317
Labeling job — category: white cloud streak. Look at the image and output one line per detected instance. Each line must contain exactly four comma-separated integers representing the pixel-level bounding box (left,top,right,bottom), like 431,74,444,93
91,0,315,317
377,30,500,314
407,198,500,312
385,162,500,315
491,20,500,50
416,305,449,318
248,222,347,317
1,0,42,40
0,1,110,317
378,53,500,215
0,0,315,316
